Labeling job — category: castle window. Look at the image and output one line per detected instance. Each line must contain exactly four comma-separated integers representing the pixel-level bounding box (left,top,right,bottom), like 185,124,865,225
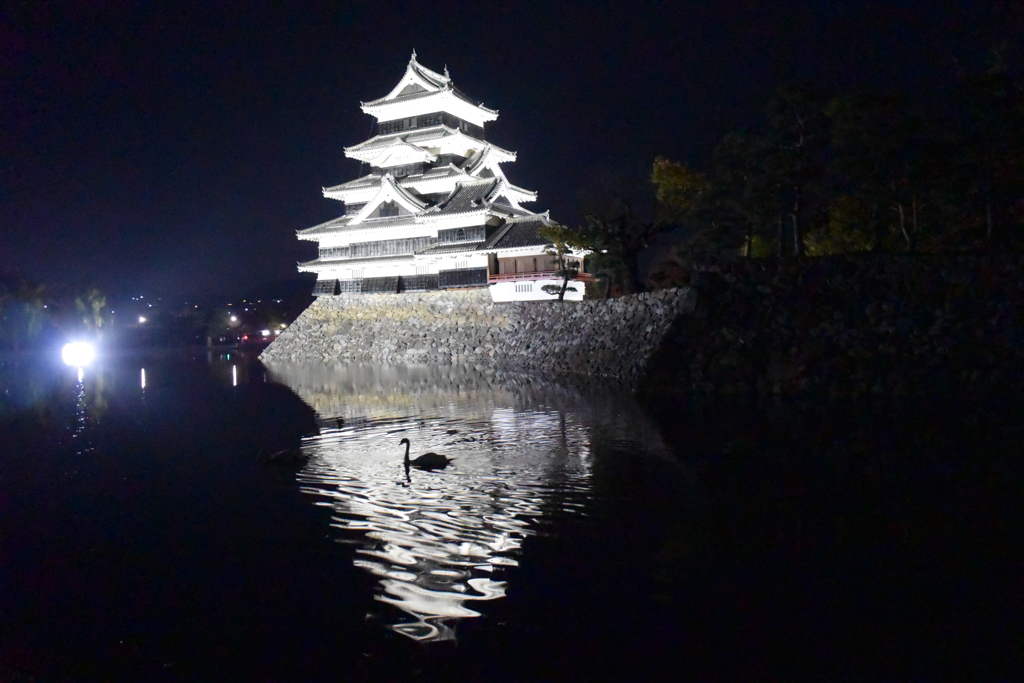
437,226,485,243
390,163,423,178
319,246,350,260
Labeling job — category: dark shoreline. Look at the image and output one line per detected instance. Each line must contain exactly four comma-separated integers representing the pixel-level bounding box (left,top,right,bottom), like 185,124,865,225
643,252,1024,399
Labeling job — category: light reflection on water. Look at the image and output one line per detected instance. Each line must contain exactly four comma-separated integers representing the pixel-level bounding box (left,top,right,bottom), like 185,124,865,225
266,363,649,642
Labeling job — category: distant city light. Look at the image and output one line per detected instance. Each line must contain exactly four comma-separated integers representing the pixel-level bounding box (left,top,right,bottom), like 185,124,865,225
230,315,238,322
62,342,95,368
139,316,147,324
260,329,271,337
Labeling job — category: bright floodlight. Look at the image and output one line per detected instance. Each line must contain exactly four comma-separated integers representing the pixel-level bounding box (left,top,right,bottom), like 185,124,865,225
230,315,238,322
62,342,95,367
138,316,147,324
260,329,271,337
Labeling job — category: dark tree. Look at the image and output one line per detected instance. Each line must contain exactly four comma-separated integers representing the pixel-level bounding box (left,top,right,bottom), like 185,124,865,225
947,64,1024,247
764,85,832,256
574,170,669,295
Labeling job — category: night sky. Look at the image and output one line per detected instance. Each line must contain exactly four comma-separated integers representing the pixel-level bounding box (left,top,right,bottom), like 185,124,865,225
3,1,1018,299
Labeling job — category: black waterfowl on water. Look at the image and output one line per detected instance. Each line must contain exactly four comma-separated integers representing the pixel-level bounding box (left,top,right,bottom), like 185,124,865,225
400,438,453,470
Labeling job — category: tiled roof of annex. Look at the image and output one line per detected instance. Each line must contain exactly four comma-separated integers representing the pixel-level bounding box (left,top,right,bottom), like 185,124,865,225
478,217,550,250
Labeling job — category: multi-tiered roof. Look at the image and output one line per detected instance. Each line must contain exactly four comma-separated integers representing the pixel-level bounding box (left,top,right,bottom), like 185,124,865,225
296,52,583,301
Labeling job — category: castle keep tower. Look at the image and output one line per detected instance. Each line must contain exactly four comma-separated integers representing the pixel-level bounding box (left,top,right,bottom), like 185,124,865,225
297,52,586,302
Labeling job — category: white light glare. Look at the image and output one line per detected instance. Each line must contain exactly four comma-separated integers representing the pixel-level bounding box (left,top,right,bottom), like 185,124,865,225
230,315,238,322
62,342,95,367
260,329,271,337
139,316,147,324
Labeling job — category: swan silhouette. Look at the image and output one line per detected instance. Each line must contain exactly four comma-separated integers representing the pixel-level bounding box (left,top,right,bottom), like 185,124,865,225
400,437,453,471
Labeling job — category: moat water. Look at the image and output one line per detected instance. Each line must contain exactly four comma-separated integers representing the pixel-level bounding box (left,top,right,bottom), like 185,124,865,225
0,350,1018,680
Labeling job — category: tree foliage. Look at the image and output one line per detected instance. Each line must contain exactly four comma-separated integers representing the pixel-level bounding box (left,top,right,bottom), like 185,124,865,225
75,287,108,336
537,222,584,302
651,157,710,226
576,198,665,295
0,279,49,351
653,56,1024,259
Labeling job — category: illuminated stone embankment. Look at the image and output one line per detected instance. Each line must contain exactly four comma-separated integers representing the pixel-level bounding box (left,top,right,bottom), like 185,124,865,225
260,288,695,384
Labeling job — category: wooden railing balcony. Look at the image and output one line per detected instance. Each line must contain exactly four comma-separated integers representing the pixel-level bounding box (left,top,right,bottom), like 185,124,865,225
488,271,594,283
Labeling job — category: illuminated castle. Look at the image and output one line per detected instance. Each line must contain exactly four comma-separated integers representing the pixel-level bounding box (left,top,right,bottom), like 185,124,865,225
297,52,587,302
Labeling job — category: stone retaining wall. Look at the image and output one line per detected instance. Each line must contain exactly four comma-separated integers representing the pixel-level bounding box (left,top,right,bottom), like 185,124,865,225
260,288,695,384
646,253,1024,397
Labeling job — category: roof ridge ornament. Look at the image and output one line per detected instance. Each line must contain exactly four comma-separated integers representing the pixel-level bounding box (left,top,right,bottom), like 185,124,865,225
411,49,417,61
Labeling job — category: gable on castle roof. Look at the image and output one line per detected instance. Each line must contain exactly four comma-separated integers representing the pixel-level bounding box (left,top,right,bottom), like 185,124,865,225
429,179,498,216
360,53,498,125
348,174,428,225
380,51,451,101
364,140,439,168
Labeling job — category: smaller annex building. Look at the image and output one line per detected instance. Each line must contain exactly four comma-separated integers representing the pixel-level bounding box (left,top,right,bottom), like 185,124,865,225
297,52,588,303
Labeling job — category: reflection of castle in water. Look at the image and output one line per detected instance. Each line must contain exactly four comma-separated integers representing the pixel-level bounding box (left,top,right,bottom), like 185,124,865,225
267,363,599,642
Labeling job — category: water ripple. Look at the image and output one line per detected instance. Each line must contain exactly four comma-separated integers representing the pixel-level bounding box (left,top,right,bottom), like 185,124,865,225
267,362,668,642
295,408,591,641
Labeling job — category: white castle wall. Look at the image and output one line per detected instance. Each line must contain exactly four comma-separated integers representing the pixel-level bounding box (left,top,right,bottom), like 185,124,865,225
259,288,695,384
